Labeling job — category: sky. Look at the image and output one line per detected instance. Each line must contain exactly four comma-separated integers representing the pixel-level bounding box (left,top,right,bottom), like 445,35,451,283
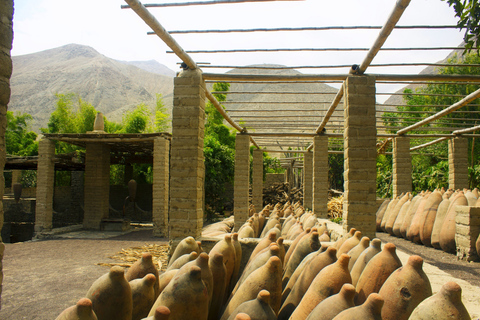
12,0,466,101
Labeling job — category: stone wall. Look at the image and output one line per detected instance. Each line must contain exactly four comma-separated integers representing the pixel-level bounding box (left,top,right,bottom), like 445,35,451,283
455,205,480,262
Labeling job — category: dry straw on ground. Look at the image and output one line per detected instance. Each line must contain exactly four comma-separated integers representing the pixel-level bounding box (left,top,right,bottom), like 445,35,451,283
328,195,343,220
97,243,169,271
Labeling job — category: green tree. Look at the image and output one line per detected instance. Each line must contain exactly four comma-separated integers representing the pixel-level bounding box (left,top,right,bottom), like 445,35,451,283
154,93,170,132
121,103,152,134
6,111,38,156
443,0,480,51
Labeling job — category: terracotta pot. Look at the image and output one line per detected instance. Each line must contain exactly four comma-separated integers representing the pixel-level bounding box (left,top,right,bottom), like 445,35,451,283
221,256,282,320
13,183,22,203
440,192,468,253
419,191,443,247
166,251,198,271
130,274,156,320
332,293,383,320
284,228,310,267
148,265,209,320
333,228,356,250
247,232,277,267
305,283,356,320
168,236,200,268
337,231,363,258
392,199,411,237
209,252,227,320
408,281,471,320
386,193,410,235
350,238,382,287
378,255,432,320
407,192,431,242
381,197,400,231
226,290,276,320
142,306,170,320
125,253,160,299
315,222,328,236
276,237,286,265
238,224,255,239
55,298,98,320
210,234,236,302
287,222,304,240
347,236,370,271
128,179,137,202
261,217,281,238
86,266,132,320
286,253,351,320
431,198,452,249
319,231,330,242
156,269,178,298
355,243,402,305
303,214,317,230
252,213,260,237
375,199,390,231
465,190,477,206
400,194,423,239
281,217,297,237
231,233,243,287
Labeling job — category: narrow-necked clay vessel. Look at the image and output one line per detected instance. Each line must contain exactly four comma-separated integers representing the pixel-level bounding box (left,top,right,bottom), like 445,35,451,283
286,254,351,320
142,306,170,320
392,199,412,237
168,236,199,268
376,199,390,231
130,274,156,320
234,313,251,320
284,228,310,266
305,283,356,320
157,269,178,298
407,192,431,242
167,251,198,271
378,255,432,320
287,222,304,240
221,256,282,320
419,190,443,246
226,290,276,320
337,231,362,258
386,193,410,235
355,243,402,305
55,298,98,320
231,233,243,288
350,238,382,287
277,237,286,264
238,224,255,239
332,293,384,320
381,197,400,231
347,236,370,271
333,228,356,250
181,252,213,308
319,231,331,242
282,217,297,237
440,192,468,253
431,197,452,249
148,265,208,320
209,252,227,320
408,281,471,320
315,221,328,236
210,234,236,301
400,194,423,239
86,266,132,320
252,213,260,237
261,217,280,238
126,253,160,298
247,232,277,266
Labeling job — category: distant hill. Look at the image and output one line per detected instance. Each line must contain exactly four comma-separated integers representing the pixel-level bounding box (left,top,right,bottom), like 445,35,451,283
9,44,175,132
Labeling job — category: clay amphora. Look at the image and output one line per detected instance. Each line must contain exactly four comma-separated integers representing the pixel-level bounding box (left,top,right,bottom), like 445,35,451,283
440,192,468,253
355,243,402,305
130,274,156,320
381,197,400,231
168,236,199,268
209,252,227,320
305,283,356,320
258,212,266,234
142,306,170,320
126,253,160,298
287,222,304,240
86,266,132,320
238,224,255,239
337,231,362,258
277,237,286,264
475,196,480,206
400,194,423,239
431,197,452,249
392,199,411,237
281,216,296,237
419,190,443,247
283,231,321,288
210,234,236,301
386,193,410,235
55,298,98,320
378,255,432,320
287,254,351,320
332,293,383,320
347,236,370,271
315,222,328,236
148,265,209,320
252,213,260,237
231,233,243,286
247,232,277,267
221,256,282,320
319,231,330,242
284,228,310,267
407,192,431,242
157,269,178,298
333,228,356,250
465,190,477,206
408,281,471,320
269,224,282,240
350,238,382,287
226,290,276,320
376,199,390,231
166,251,198,271
261,217,280,238
234,313,251,320
181,252,213,309
304,214,317,230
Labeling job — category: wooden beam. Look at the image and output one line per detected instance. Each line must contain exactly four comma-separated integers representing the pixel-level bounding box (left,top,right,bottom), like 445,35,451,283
410,137,449,151
316,85,344,134
453,124,480,135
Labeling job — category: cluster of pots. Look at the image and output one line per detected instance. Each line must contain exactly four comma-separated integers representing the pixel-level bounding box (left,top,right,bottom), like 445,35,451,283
377,188,480,254
56,202,472,320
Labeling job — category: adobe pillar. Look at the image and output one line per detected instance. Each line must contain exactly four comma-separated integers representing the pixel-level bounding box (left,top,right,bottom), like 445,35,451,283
35,138,55,232
448,136,468,190
303,151,313,210
234,133,250,231
392,136,412,197
252,149,263,212
152,136,170,237
313,135,328,218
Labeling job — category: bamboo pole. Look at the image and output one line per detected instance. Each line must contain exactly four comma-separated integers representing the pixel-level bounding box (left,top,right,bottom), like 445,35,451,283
410,137,449,151
170,47,464,54
397,88,480,135
316,85,344,134
452,124,480,134
213,91,469,97
123,0,197,70
123,0,304,9
354,0,411,74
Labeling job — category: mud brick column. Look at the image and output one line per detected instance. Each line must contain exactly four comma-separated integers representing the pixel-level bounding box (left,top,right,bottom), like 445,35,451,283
392,136,412,197
153,137,170,237
303,151,313,210
343,75,377,239
313,135,328,218
234,133,250,231
252,149,263,212
83,143,110,229
455,206,480,261
35,138,55,232
448,136,469,190
169,69,205,240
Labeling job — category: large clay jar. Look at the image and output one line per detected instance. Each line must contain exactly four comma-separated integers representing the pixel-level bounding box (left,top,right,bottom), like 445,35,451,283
277,237,286,264
148,265,208,320
465,190,477,206
142,306,170,320
210,234,236,301
400,194,423,239
286,254,351,320
157,269,178,298
238,224,255,239
287,222,304,240
130,274,156,320
392,199,412,237
125,253,160,299
376,199,390,231
355,243,402,305
316,222,328,237
231,233,243,288
337,231,363,258
305,283,356,320
247,232,277,266
407,192,432,243
252,213,260,237
283,231,321,288
319,231,330,242
221,256,282,320
408,281,471,320
209,252,227,320
347,236,370,271
381,197,400,231
261,217,280,238
284,228,310,267
440,192,468,253
378,255,432,320
431,197,452,249
55,298,98,320
182,252,213,308
282,217,297,237
332,293,384,320
419,190,443,247
350,238,382,287
86,266,132,320
168,236,199,268
333,228,356,250
386,193,410,235
226,290,276,320
166,251,198,271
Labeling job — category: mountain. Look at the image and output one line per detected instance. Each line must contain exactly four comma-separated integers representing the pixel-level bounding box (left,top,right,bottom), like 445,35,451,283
9,44,175,132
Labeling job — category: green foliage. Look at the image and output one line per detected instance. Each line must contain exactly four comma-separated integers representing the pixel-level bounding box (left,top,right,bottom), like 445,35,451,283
377,154,393,198
443,0,480,51
121,103,152,134
154,94,170,132
328,154,344,192
6,111,38,156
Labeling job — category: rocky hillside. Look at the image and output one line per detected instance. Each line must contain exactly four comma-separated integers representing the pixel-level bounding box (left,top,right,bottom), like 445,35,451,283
9,44,175,131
